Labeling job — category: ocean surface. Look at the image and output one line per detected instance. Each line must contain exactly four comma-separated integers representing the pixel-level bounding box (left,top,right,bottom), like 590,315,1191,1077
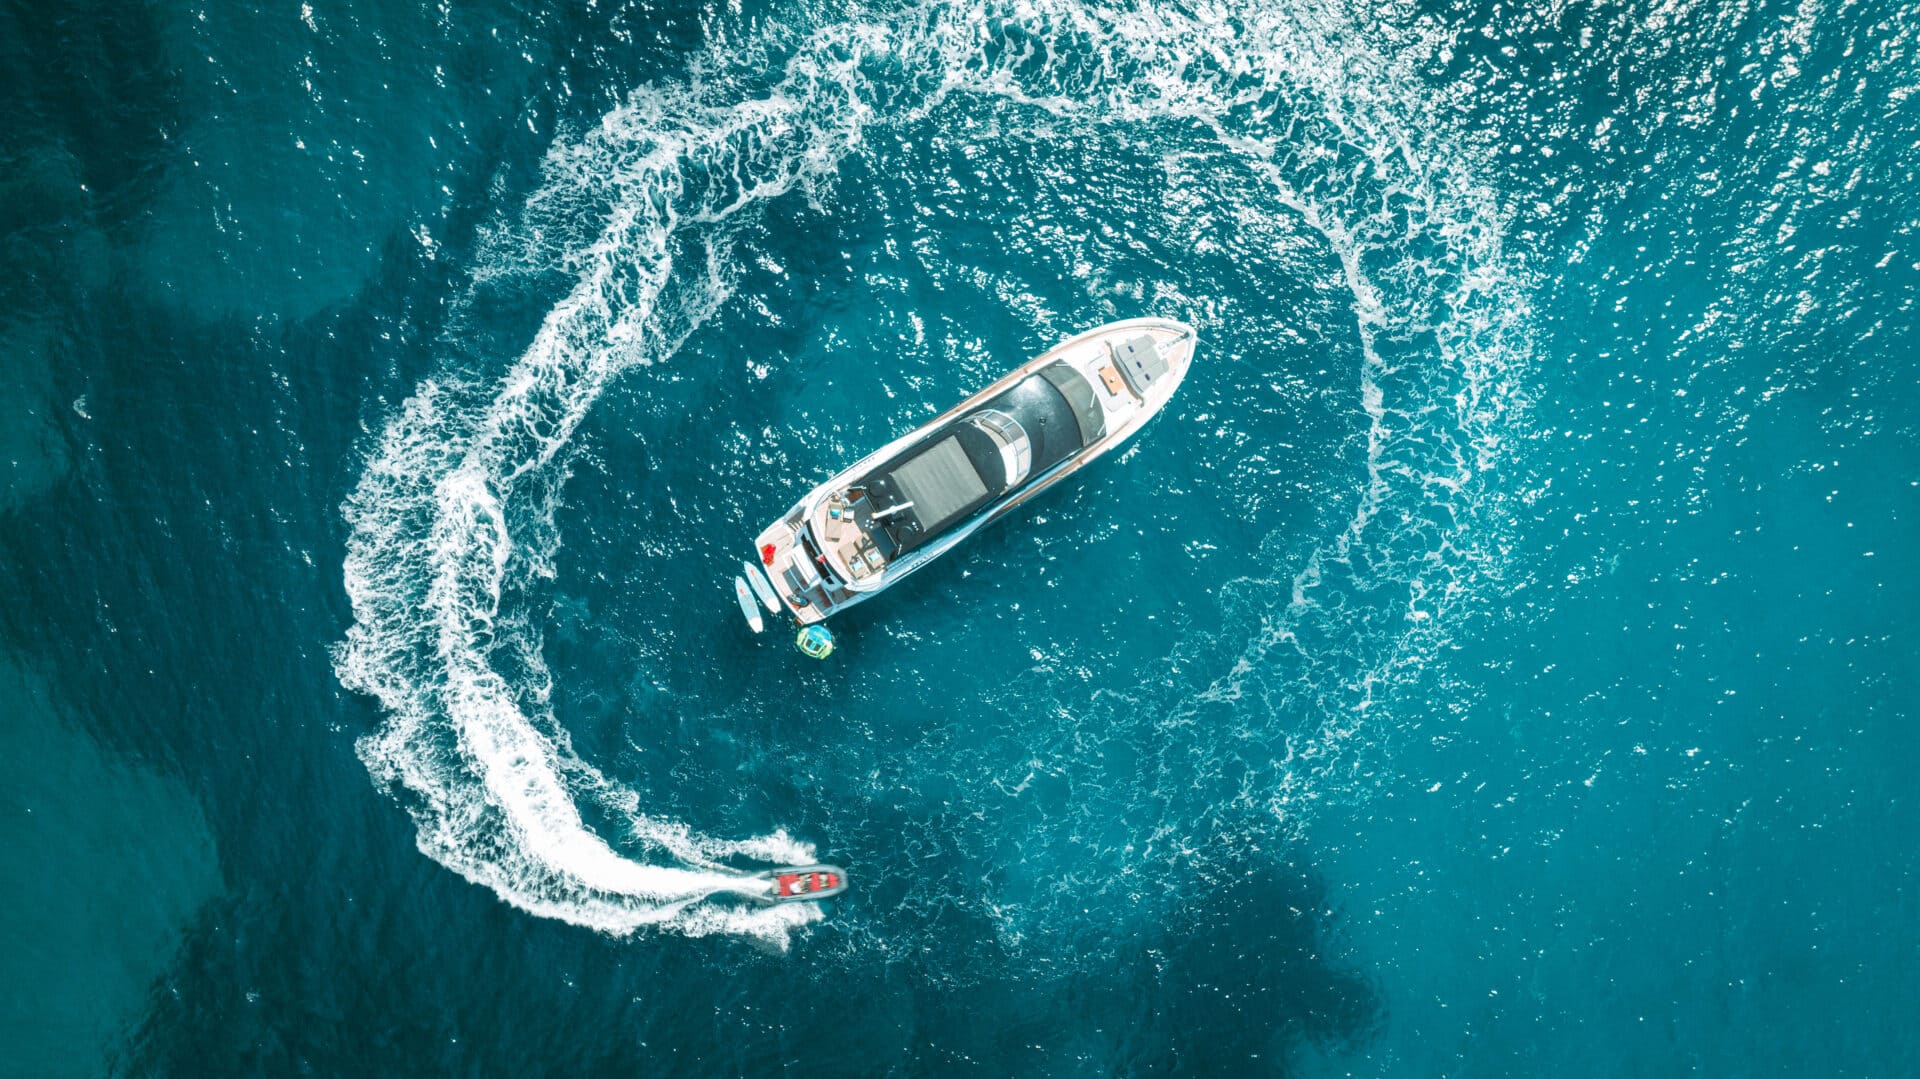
2,0,1915,1073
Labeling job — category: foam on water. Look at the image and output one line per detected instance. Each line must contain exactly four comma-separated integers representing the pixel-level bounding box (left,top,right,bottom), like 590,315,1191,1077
946,0,1534,803
335,0,1531,944
337,16,906,941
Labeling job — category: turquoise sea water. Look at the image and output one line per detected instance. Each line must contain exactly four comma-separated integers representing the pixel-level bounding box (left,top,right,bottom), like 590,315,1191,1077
2,0,1915,1073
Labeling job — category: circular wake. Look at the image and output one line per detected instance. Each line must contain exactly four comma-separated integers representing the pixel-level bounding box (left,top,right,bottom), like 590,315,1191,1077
335,0,1531,945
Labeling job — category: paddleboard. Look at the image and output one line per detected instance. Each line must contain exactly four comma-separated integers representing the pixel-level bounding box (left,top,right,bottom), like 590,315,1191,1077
742,561,780,613
733,576,764,633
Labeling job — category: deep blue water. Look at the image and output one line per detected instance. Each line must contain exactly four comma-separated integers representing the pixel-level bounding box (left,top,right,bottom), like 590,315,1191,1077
3,0,1916,1073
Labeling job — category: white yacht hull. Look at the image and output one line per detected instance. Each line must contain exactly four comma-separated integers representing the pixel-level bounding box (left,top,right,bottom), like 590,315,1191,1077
749,318,1196,626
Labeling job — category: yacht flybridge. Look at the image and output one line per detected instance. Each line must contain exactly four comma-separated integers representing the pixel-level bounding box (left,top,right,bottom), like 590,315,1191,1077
736,318,1196,630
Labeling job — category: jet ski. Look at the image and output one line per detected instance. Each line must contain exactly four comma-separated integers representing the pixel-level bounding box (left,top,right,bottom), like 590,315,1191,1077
753,864,848,904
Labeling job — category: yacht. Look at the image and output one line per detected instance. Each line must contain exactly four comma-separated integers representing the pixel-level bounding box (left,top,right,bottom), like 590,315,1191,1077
738,318,1196,627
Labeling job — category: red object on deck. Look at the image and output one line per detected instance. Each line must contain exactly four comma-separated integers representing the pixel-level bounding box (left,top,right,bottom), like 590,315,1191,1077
760,544,776,565
776,873,803,896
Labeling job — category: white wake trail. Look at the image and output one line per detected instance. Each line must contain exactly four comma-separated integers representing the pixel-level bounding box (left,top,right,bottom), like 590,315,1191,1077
903,0,1533,831
336,0,1530,943
336,17,942,940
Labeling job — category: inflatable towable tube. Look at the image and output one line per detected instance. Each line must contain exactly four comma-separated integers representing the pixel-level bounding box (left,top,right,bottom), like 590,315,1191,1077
795,624,834,659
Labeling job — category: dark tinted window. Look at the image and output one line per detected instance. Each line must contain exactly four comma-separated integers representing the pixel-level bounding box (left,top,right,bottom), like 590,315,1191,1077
1040,362,1106,446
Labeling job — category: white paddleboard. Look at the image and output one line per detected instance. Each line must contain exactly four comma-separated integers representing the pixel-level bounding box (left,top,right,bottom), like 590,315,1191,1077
742,561,780,613
733,576,764,633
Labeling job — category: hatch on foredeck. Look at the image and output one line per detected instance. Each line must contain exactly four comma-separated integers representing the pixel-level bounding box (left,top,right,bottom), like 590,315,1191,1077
1112,334,1169,395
